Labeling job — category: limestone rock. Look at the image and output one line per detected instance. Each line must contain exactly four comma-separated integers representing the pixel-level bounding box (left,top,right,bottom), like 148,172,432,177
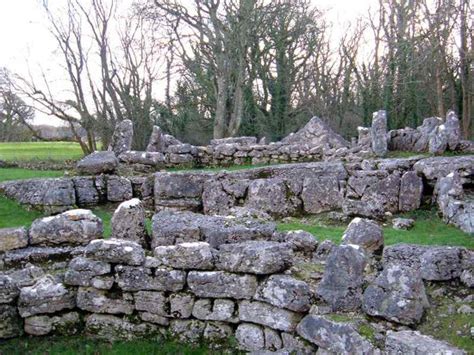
301,176,343,213
341,218,384,253
399,171,423,212
115,266,186,292
76,151,118,175
169,293,194,318
64,257,111,286
118,151,165,166
392,218,415,230
72,177,100,206
371,110,388,157
236,323,265,351
154,242,214,270
106,176,133,202
385,330,465,355
111,199,148,247
146,125,165,152
296,315,375,354
29,209,103,246
362,263,429,325
255,275,312,312
85,239,145,266
280,230,318,254
0,305,23,339
413,156,474,181
187,271,257,299
108,119,133,156
429,124,448,155
317,244,368,311
77,287,133,315
85,314,159,341
0,274,19,304
192,299,237,322
18,276,76,317
216,241,293,274
24,312,80,336
169,319,206,343
0,227,28,252
134,291,167,316
239,300,302,332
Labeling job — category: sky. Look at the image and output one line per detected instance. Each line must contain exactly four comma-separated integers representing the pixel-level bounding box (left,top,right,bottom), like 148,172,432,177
0,0,377,125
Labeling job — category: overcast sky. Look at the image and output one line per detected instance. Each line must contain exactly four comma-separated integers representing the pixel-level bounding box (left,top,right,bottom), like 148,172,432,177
0,0,376,125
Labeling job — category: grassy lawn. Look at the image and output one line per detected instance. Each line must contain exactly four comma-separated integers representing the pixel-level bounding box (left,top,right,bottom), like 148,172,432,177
0,141,85,162
0,336,214,355
0,167,65,182
278,208,474,249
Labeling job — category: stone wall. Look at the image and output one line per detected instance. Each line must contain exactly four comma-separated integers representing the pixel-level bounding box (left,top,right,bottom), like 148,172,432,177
0,207,471,353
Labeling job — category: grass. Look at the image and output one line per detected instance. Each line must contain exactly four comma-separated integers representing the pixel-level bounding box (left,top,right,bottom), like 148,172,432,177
0,336,214,355
0,167,64,182
0,141,85,162
278,208,474,249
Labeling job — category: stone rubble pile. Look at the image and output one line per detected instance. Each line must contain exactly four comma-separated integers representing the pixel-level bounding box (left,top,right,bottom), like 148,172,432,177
0,203,471,353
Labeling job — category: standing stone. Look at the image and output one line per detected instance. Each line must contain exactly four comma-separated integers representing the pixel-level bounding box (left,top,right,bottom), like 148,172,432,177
0,227,28,252
111,199,148,247
399,171,423,212
29,209,103,247
444,110,461,151
429,124,448,155
108,119,133,156
317,245,368,311
362,263,429,325
371,110,388,157
146,125,165,152
341,218,384,254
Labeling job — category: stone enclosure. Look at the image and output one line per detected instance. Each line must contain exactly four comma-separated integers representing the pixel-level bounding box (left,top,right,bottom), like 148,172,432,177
0,110,473,353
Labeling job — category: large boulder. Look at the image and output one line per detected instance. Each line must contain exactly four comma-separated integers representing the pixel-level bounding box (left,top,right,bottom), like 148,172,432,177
111,199,148,247
76,151,118,175
0,227,28,252
371,110,388,157
296,315,376,354
341,218,384,254
362,263,429,325
215,241,293,274
413,156,474,182
317,244,368,311
385,330,465,354
18,276,76,318
29,209,103,246
108,119,133,156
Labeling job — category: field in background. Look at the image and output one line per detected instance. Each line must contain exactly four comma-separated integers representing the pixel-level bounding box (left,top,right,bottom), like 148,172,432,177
0,141,85,162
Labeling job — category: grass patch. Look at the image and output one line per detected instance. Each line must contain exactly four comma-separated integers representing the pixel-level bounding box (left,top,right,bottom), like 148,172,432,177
166,163,276,173
278,208,474,249
0,336,213,355
0,141,85,162
0,167,64,182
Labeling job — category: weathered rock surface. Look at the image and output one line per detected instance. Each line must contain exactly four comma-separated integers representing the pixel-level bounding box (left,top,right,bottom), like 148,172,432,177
413,155,474,181
236,323,265,351
115,266,186,292
18,276,76,317
296,315,375,354
0,178,75,213
111,199,148,247
216,241,293,274
341,218,384,253
0,305,23,339
317,244,368,311
239,300,302,332
187,271,257,299
108,119,133,156
64,257,111,287
84,239,145,266
146,125,165,152
24,312,80,336
154,242,214,270
77,287,134,315
362,263,429,325
255,275,312,312
119,151,165,166
85,314,159,341
385,330,465,355
192,299,237,322
29,210,103,246
0,227,28,252
429,124,448,155
392,217,415,230
76,151,118,175
0,274,19,304
280,230,318,254
371,110,388,157
301,176,343,214
72,177,100,206
107,176,133,202
399,171,423,211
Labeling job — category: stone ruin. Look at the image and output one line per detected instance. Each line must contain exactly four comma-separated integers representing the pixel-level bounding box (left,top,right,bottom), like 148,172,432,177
0,110,473,352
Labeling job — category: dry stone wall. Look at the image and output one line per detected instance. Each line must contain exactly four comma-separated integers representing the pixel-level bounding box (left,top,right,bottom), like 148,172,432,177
0,206,471,353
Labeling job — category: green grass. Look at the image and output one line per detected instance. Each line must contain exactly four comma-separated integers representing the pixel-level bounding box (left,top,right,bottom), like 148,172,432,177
278,208,474,249
0,167,64,182
0,141,85,162
0,336,214,355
